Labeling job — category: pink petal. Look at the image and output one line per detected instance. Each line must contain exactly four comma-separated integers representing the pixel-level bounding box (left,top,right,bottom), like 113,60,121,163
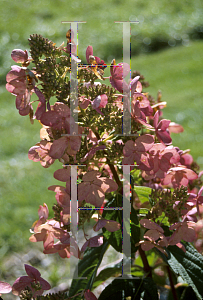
11,49,28,63
53,102,71,117
80,97,90,109
122,155,135,165
140,219,164,233
100,177,118,193
153,111,159,128
38,277,51,290
99,94,108,108
34,87,46,103
29,230,47,243
113,62,130,79
137,152,154,171
123,140,135,157
134,134,154,152
12,276,32,296
180,153,193,166
176,243,186,252
49,137,68,159
86,46,93,63
38,203,49,219
84,185,105,206
168,231,181,245
168,122,184,133
144,229,160,242
136,81,142,93
35,102,46,120
82,171,101,181
157,119,171,131
81,235,103,252
69,135,81,152
92,95,101,109
0,281,12,293
110,77,128,93
198,186,203,198
133,92,149,108
84,290,98,300
93,219,120,232
184,168,198,180
162,173,173,186
141,241,155,251
156,130,172,145
104,220,121,232
28,146,41,162
40,111,60,127
25,264,41,279
180,226,196,242
6,66,26,82
78,182,91,202
54,168,71,182
130,76,140,95
19,105,32,116
6,82,16,93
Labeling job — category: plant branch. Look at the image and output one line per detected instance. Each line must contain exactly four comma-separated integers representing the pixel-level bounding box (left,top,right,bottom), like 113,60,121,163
138,246,152,278
92,129,122,187
166,266,178,300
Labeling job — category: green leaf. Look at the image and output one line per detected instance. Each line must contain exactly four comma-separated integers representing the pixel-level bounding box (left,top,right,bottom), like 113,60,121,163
102,194,140,253
180,286,198,300
138,208,149,216
92,260,122,289
159,243,203,300
142,277,159,300
133,186,152,203
98,277,158,300
68,239,109,299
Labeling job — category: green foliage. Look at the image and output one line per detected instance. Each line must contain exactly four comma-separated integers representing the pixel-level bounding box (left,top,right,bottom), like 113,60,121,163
98,276,159,300
167,285,198,300
159,243,203,299
36,291,68,300
92,260,122,289
180,286,198,300
102,193,140,253
133,186,152,204
68,240,109,299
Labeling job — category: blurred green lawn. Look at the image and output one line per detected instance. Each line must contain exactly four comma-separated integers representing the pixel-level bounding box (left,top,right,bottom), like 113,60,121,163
0,0,203,294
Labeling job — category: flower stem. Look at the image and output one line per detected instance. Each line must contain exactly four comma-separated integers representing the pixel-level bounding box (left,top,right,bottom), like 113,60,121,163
92,129,122,187
138,246,152,278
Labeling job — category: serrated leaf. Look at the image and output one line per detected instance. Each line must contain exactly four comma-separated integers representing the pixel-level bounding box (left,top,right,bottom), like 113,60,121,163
133,186,152,203
68,240,109,299
180,286,198,300
159,243,203,300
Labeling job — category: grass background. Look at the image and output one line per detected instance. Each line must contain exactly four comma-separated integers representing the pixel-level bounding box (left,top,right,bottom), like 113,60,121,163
0,0,203,297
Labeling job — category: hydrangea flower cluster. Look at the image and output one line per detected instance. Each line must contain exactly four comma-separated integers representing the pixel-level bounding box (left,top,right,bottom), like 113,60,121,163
3,30,203,299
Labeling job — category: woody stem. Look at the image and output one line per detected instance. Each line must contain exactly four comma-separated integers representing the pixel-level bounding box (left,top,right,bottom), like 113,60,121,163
139,246,152,278
166,266,178,300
